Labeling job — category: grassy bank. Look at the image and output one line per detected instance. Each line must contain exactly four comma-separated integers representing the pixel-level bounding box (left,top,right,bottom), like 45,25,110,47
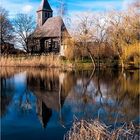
65,120,140,140
0,54,139,69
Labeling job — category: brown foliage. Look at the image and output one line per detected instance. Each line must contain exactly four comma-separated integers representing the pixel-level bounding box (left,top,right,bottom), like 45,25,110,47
64,38,81,60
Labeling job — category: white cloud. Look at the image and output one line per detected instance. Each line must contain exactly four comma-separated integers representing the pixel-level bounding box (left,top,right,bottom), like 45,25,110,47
122,0,134,9
22,5,33,13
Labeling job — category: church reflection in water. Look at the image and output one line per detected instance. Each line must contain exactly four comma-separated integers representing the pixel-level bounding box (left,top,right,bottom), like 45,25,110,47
1,68,139,129
26,69,76,128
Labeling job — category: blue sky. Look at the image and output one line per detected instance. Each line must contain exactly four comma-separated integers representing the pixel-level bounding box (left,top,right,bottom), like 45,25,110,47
1,0,132,19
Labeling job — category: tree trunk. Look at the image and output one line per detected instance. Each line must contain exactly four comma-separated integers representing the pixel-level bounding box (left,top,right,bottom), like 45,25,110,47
25,40,29,53
82,67,95,95
86,47,96,68
121,59,124,73
118,54,124,73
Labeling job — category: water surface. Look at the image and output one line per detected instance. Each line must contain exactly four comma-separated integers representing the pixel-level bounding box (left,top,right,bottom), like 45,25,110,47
1,67,139,140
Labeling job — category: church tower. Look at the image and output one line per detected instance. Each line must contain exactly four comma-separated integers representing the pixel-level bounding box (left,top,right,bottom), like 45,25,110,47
37,0,53,27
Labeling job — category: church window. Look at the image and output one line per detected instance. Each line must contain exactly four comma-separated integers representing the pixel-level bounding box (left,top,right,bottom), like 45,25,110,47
45,41,49,48
38,13,41,19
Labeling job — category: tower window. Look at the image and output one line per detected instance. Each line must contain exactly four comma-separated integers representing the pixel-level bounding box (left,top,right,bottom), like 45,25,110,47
49,13,52,17
45,13,48,18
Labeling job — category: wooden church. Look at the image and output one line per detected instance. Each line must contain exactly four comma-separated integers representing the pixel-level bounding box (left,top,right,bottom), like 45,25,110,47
30,0,70,55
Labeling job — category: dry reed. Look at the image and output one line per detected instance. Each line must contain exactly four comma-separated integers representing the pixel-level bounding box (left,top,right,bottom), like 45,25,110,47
64,120,140,140
0,55,72,68
0,55,94,70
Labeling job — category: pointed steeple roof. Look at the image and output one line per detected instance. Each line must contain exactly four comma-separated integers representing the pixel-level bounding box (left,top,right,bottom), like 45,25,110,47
37,0,53,12
33,16,70,38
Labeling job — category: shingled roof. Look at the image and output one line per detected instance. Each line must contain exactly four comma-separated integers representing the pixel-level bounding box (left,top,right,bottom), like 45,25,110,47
37,0,53,12
33,16,69,38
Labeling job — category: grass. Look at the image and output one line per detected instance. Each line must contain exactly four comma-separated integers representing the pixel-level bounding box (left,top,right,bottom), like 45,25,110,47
64,120,140,140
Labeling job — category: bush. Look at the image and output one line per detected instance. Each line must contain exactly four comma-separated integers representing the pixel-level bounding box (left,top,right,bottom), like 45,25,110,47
59,56,66,60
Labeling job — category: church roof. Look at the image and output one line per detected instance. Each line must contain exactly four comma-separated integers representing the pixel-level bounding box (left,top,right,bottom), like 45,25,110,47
33,16,69,38
37,0,53,12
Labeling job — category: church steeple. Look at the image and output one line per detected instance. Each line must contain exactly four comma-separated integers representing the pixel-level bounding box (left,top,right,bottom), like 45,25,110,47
37,0,53,27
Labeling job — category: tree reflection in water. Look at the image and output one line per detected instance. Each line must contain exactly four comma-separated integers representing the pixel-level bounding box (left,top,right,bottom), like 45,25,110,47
0,67,139,129
1,76,15,117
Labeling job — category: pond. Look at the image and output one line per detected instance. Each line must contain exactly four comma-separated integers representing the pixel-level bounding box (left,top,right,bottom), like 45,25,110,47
1,67,139,140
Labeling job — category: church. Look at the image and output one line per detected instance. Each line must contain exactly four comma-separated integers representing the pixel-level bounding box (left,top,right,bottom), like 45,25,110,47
30,0,70,55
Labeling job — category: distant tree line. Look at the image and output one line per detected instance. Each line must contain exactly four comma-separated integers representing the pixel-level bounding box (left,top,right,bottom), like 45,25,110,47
64,0,140,69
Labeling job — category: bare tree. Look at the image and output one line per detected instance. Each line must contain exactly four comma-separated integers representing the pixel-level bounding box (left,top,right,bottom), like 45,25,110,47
127,0,140,9
57,0,67,17
106,7,140,71
72,12,110,68
92,14,109,67
0,7,14,54
13,13,35,53
74,13,96,67
57,0,71,28
107,11,128,71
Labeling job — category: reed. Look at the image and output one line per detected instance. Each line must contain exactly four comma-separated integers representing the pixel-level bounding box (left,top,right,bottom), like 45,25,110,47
0,55,69,68
64,120,140,140
0,55,94,70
